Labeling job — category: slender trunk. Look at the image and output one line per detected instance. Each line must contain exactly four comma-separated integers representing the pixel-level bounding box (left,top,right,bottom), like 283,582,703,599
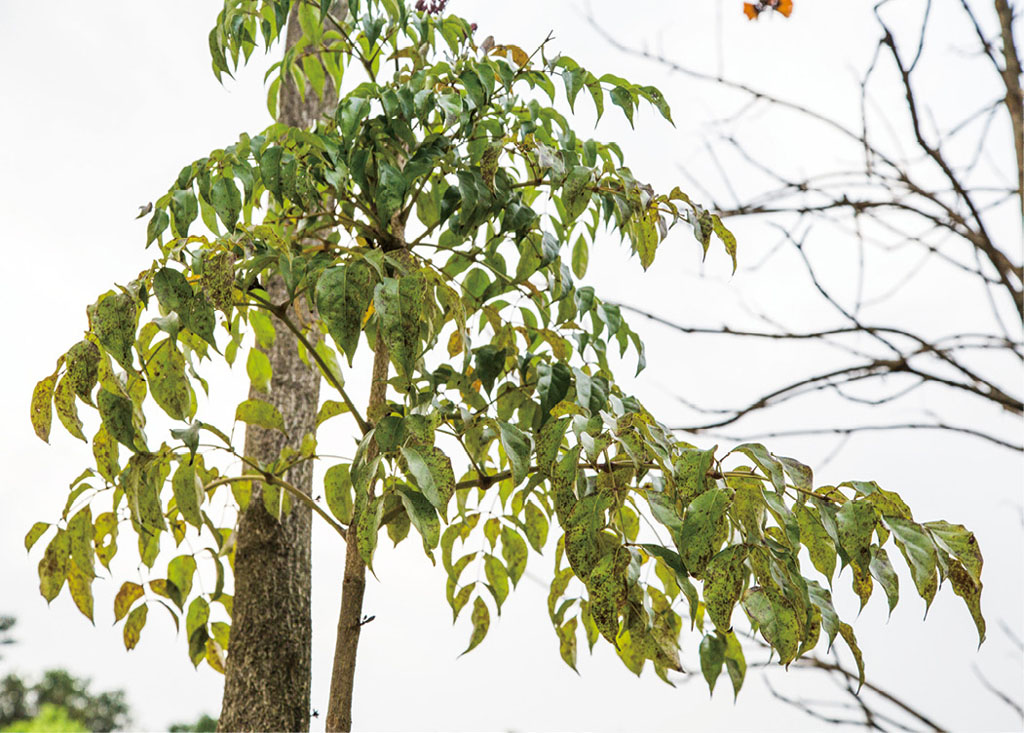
218,7,337,731
324,340,389,732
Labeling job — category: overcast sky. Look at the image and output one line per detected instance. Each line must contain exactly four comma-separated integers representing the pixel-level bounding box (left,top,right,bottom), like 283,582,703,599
1,1,1021,731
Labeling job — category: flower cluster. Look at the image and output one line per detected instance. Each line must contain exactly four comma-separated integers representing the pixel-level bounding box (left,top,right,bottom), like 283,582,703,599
414,0,449,15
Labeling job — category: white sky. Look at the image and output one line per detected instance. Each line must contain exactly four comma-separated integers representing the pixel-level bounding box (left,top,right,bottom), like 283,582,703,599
1,1,1021,731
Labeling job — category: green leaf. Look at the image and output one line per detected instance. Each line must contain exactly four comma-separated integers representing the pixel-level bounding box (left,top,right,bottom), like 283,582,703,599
400,445,455,512
703,545,747,631
38,529,70,603
186,597,210,642
260,146,284,200
462,596,490,655
235,398,285,433
89,292,137,371
153,268,193,312
836,499,875,573
114,581,144,622
699,634,725,694
316,400,350,427
246,348,273,392
732,443,785,493
172,463,203,528
609,85,634,126
316,261,376,365
397,485,440,552
167,555,197,609
869,547,900,615
375,162,408,222
325,464,354,525
123,604,148,650
250,310,276,349
498,421,532,488
30,375,56,442
537,364,572,422
147,339,191,420
53,376,86,442
375,274,426,380
886,516,938,610
678,488,730,578
561,166,592,222
170,189,198,237
723,632,747,700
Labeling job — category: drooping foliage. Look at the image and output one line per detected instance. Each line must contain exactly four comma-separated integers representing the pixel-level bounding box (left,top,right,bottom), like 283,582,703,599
28,0,984,697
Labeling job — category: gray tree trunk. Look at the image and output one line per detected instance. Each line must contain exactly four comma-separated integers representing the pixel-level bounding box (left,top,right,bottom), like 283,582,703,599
218,7,337,731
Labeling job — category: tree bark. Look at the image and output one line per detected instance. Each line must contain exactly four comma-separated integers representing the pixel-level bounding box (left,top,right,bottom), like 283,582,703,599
218,7,337,732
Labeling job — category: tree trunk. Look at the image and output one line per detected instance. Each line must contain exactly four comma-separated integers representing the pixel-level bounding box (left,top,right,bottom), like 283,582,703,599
324,341,388,732
218,7,337,731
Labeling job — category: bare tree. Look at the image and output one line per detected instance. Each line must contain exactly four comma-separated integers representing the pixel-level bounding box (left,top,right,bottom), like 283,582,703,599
592,0,1022,454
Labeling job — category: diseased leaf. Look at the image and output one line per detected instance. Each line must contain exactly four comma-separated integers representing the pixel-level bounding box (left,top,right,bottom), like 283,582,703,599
948,560,985,645
925,521,983,587
397,484,441,552
89,292,138,371
123,604,148,650
500,527,528,587
678,488,730,578
462,596,490,654
325,463,354,525
375,273,426,380
147,338,191,420
67,559,94,622
703,545,747,631
836,499,875,573
723,631,747,699
317,261,376,365
114,581,144,622
38,529,70,603
356,495,384,572
741,587,800,665
25,522,50,552
30,375,56,442
484,555,510,610
54,376,86,442
401,445,455,512
524,502,549,552
795,504,836,583
838,622,865,690
66,340,100,402
172,463,203,528
67,507,95,579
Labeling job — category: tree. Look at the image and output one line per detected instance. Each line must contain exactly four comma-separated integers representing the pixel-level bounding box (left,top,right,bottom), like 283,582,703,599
0,670,131,733
26,2,987,730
